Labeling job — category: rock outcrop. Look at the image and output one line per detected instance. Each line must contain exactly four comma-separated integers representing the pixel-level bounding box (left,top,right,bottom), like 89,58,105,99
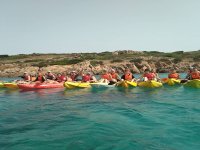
0,60,199,77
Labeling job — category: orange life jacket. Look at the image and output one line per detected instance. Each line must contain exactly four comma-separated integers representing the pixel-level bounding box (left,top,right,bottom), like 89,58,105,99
144,73,155,80
101,73,111,81
125,73,133,81
168,73,179,79
191,72,200,79
82,75,91,82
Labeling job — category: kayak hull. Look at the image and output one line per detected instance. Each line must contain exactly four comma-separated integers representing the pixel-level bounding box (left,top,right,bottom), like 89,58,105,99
138,80,162,88
162,78,181,86
3,83,18,88
184,79,200,88
18,83,64,89
90,82,115,88
0,82,4,88
116,80,137,88
64,82,91,89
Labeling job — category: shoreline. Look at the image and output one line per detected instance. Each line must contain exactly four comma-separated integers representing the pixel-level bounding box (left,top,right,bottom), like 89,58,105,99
1,50,199,77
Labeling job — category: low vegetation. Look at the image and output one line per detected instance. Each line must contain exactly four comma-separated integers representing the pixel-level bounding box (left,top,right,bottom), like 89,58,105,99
1,50,200,67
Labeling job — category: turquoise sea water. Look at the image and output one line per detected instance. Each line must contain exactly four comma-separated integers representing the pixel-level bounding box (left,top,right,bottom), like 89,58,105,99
0,75,200,150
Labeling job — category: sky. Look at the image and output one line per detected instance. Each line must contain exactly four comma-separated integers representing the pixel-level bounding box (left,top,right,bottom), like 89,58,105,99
0,0,200,55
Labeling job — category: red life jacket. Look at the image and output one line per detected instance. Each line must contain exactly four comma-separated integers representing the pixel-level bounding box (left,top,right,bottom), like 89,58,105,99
60,75,66,81
37,76,43,82
125,73,132,81
144,73,155,80
111,73,117,79
168,73,179,79
191,72,200,79
24,75,30,81
101,74,111,81
82,75,91,82
57,76,66,82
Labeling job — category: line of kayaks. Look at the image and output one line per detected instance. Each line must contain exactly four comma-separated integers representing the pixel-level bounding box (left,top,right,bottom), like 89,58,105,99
0,79,199,90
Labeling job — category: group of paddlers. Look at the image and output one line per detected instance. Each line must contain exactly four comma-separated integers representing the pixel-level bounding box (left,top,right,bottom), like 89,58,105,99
19,67,200,84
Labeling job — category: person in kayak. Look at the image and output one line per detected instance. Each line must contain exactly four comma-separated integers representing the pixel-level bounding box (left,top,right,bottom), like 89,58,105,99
110,69,121,82
56,73,67,82
151,69,160,81
82,72,97,83
190,68,200,80
185,67,194,80
21,72,31,81
69,71,79,81
46,71,56,80
121,68,135,81
139,69,156,81
34,72,46,82
168,69,180,79
100,69,112,83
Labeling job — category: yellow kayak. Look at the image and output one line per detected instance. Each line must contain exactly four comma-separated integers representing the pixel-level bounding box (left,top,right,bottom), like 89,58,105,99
184,79,200,88
64,82,91,89
116,80,137,88
0,82,4,88
138,80,162,88
162,78,181,86
3,82,18,88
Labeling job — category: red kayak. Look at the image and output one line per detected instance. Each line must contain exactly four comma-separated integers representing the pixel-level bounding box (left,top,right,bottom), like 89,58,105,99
18,83,64,89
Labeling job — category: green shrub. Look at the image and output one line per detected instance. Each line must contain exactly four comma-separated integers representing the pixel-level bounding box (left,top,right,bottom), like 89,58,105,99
110,59,123,63
50,58,84,65
130,58,143,63
24,59,43,63
90,60,103,66
173,57,182,63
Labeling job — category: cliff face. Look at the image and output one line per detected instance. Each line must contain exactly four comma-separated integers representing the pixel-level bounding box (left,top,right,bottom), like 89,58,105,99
0,50,199,77
0,60,199,77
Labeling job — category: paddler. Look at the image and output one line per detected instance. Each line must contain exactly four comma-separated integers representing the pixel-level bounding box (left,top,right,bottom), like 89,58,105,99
139,69,156,81
34,72,46,82
168,69,180,79
110,69,121,83
69,71,79,81
82,72,97,83
121,68,135,81
100,69,112,83
46,71,56,80
21,72,31,81
56,73,67,82
185,67,194,80
190,68,200,80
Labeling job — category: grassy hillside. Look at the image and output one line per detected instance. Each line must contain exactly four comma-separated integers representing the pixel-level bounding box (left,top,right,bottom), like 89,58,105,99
0,50,200,67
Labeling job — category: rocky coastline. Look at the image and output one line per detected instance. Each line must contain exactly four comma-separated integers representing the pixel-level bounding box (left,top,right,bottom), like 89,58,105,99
0,50,199,77
0,60,199,77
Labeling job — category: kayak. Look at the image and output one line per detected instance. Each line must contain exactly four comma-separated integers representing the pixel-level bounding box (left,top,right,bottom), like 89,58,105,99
138,80,163,88
90,82,115,88
3,82,18,88
162,78,181,86
116,80,137,88
184,79,200,88
0,82,4,88
18,83,64,89
64,82,91,89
